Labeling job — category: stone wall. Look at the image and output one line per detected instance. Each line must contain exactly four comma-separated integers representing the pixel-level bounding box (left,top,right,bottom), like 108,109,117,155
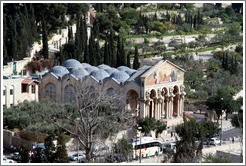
3,130,33,149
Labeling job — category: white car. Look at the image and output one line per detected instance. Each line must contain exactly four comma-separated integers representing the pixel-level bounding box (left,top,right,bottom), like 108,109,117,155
69,153,86,161
3,156,14,163
210,138,220,145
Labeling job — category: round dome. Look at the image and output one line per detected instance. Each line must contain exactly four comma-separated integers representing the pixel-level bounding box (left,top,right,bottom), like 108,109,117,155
111,71,130,83
97,64,111,70
125,69,137,76
62,59,82,69
91,69,110,81
85,66,99,73
50,66,69,77
104,68,119,75
117,66,131,72
70,68,89,79
81,63,91,68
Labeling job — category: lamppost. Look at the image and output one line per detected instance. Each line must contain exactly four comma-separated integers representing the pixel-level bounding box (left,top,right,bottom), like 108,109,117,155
137,126,142,163
220,98,223,146
76,118,80,163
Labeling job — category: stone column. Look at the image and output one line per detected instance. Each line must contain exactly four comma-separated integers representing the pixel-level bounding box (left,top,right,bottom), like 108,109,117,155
139,99,145,119
169,95,174,119
145,100,150,118
154,99,158,119
176,93,180,117
165,96,169,119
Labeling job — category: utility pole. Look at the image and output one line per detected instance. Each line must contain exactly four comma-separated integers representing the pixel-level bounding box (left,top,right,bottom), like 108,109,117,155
220,98,223,146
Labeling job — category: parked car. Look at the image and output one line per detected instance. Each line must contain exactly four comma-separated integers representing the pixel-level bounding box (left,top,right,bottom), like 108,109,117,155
163,142,176,153
69,153,86,161
11,152,21,162
203,138,220,145
3,156,14,163
210,138,220,145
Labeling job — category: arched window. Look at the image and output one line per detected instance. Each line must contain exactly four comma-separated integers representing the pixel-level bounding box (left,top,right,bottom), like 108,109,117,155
45,83,56,101
107,88,114,96
65,85,76,103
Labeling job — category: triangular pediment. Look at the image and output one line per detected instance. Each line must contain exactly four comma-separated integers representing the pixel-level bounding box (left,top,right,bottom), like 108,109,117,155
141,60,185,87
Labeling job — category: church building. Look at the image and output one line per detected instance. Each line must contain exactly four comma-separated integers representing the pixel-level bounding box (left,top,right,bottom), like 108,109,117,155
39,59,185,127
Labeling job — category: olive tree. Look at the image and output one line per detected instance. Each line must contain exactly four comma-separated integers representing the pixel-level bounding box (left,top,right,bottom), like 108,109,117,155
23,79,134,162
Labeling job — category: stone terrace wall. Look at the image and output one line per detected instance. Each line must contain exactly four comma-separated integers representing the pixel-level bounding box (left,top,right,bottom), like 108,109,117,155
3,129,33,149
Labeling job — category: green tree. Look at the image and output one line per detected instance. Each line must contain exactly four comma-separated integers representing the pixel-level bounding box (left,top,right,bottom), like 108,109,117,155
133,45,140,69
19,146,30,163
203,121,221,141
206,88,236,122
155,120,167,138
126,52,131,68
104,40,110,65
174,118,203,163
138,117,156,135
44,134,56,163
42,18,49,59
113,138,133,160
151,21,167,34
54,135,70,163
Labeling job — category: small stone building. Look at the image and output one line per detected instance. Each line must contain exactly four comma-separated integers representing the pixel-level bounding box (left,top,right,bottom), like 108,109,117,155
39,59,185,127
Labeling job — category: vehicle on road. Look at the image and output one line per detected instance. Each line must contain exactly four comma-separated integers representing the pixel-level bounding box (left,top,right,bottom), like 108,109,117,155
163,142,176,153
11,152,21,162
3,156,14,163
203,138,221,145
69,153,86,161
132,136,163,159
210,138,220,145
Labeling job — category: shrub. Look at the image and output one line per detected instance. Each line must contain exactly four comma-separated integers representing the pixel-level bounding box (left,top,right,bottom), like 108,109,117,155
19,130,47,143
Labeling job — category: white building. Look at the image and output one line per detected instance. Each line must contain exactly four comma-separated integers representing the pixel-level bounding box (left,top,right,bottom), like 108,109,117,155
3,76,39,108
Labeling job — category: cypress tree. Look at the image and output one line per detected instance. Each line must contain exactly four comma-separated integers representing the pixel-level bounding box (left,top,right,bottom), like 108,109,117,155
109,31,116,67
121,37,126,66
42,17,49,59
8,16,17,61
74,16,81,60
190,15,193,32
133,45,140,69
19,146,29,163
197,9,201,26
225,51,229,70
222,52,225,69
127,52,131,68
194,15,197,29
166,11,170,21
116,36,121,67
44,134,56,163
68,27,73,42
185,12,188,23
89,33,96,66
95,40,101,65
28,4,37,38
234,55,238,75
84,43,89,63
54,135,69,163
104,40,109,65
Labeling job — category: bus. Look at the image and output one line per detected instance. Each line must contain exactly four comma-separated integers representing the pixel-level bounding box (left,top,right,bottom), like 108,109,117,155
132,137,163,159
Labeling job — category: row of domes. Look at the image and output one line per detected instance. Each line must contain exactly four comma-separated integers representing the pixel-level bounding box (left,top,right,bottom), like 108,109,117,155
46,59,138,83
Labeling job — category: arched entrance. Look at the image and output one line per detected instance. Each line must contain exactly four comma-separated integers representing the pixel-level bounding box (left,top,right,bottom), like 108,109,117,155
173,86,179,117
126,90,139,115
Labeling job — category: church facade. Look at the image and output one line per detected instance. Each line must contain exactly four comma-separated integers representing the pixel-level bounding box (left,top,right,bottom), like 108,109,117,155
39,59,185,127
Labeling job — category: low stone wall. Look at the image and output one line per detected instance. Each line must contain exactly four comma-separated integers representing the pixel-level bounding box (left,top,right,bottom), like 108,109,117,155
3,129,33,149
202,142,242,155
